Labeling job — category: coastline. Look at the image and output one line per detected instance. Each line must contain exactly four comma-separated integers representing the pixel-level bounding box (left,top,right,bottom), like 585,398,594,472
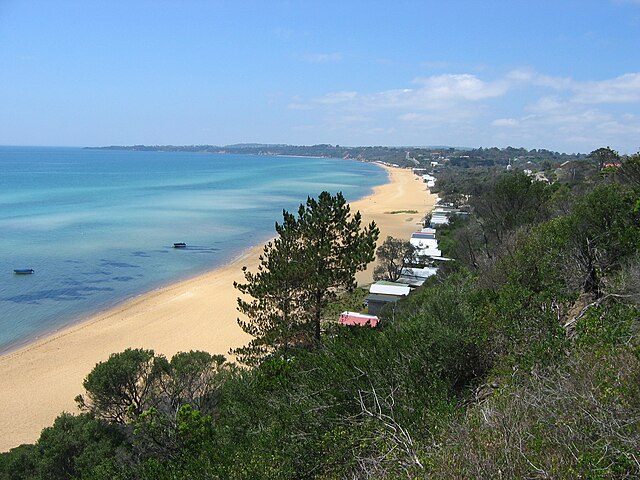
0,165,436,451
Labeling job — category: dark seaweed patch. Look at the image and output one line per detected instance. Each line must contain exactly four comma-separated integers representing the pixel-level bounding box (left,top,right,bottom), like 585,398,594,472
99,259,140,268
4,286,115,304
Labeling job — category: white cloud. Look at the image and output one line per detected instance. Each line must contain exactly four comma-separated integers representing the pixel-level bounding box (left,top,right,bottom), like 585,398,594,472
508,69,640,104
528,96,567,113
289,69,640,152
490,93,640,152
412,74,508,101
491,118,520,127
304,74,508,113
507,69,575,90
572,73,640,104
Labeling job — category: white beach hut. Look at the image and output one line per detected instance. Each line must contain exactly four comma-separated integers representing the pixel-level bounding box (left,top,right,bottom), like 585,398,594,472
369,281,411,297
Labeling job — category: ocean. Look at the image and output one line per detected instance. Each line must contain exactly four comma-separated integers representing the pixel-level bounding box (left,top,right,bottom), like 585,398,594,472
0,147,386,353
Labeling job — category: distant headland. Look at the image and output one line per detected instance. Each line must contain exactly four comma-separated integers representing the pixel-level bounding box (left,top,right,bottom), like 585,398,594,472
86,143,586,169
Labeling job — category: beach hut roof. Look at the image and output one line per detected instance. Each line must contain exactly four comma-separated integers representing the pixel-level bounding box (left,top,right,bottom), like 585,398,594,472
411,232,436,239
430,255,453,262
401,266,438,279
430,217,449,225
339,311,379,328
369,281,411,296
414,246,442,257
396,277,425,288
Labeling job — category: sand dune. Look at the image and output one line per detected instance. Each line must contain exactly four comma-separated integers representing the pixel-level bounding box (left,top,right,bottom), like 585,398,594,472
0,165,435,451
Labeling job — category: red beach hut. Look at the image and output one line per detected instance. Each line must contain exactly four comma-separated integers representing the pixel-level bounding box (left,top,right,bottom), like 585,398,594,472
339,311,380,328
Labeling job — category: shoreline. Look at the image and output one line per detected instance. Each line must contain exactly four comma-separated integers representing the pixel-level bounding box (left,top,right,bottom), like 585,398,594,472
0,165,436,451
0,243,262,358
0,236,275,359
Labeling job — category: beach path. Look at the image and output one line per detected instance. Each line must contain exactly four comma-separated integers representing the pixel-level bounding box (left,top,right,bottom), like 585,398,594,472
0,165,435,451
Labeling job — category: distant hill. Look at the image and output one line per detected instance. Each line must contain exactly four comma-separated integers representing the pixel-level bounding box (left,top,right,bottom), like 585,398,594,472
86,144,586,168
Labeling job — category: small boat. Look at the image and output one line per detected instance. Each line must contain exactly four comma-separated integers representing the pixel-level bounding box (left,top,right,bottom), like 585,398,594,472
14,269,35,274
173,242,187,248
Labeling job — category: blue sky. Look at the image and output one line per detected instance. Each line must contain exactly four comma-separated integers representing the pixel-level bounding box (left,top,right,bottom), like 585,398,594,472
1,1,639,153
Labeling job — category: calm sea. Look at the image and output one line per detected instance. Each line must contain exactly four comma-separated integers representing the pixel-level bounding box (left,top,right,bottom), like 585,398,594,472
0,147,386,353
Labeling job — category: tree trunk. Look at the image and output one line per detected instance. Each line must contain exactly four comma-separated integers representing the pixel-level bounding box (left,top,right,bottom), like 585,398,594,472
313,290,322,341
583,265,600,298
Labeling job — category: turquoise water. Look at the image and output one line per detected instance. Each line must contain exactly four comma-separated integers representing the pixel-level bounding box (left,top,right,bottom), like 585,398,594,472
0,147,386,353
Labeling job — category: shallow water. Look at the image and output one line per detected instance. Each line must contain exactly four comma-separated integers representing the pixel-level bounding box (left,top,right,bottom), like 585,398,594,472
0,147,386,352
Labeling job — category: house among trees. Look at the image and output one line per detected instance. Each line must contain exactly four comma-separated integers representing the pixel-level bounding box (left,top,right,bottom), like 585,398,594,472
338,311,379,328
366,281,411,315
429,208,450,227
365,294,403,316
410,229,442,257
398,265,438,287
603,161,623,168
422,174,437,188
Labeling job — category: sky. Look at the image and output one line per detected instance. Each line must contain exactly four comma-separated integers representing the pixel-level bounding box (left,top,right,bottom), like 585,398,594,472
1,1,639,153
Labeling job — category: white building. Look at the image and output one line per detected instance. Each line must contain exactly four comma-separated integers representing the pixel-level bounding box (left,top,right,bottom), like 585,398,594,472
422,174,437,189
410,230,442,257
430,211,449,226
369,281,411,297
397,266,439,287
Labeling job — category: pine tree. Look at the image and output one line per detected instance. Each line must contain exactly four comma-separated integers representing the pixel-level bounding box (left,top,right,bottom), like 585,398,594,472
232,211,307,366
232,192,379,365
296,191,379,341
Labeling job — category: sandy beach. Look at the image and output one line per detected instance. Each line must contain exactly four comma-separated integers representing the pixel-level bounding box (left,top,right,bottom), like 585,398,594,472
0,165,436,451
